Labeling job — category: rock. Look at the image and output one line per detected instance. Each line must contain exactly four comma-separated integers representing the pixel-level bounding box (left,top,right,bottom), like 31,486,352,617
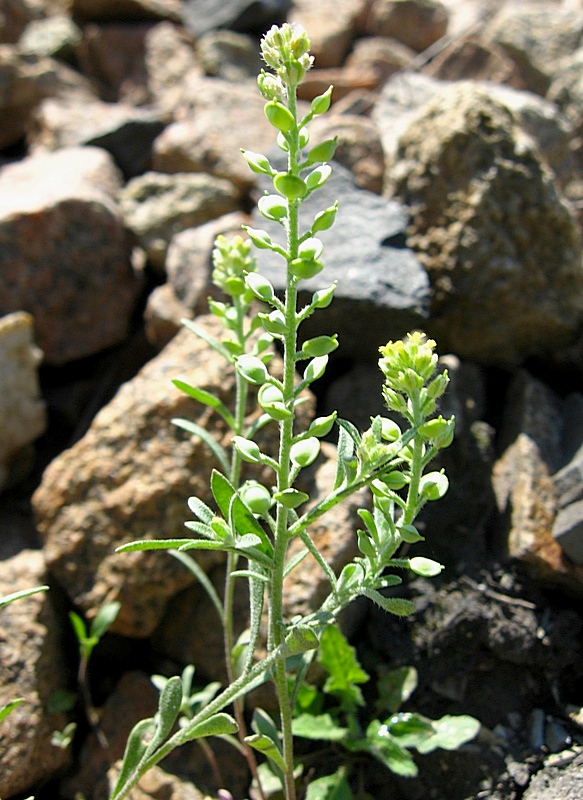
143,283,190,350
196,29,262,81
387,80,583,365
71,0,183,23
491,371,583,591
103,764,206,800
482,3,583,96
29,97,166,178
344,35,416,87
0,146,143,365
118,171,240,271
0,311,46,490
522,748,583,800
151,76,273,193
553,501,583,565
18,14,82,62
76,22,153,104
363,0,449,53
297,64,379,102
182,0,290,37
289,0,368,68
425,35,522,86
309,113,385,193
254,161,429,362
143,21,201,117
33,316,312,638
0,550,70,798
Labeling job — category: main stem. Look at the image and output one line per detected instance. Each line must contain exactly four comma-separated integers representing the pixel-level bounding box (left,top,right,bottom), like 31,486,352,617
268,83,302,800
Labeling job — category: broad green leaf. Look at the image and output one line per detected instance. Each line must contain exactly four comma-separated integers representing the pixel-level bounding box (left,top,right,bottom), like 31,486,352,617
355,720,418,777
383,712,434,748
376,666,418,715
172,418,230,474
180,712,238,742
305,769,352,800
111,717,156,798
0,698,24,724
292,713,348,741
90,601,121,640
211,470,235,519
172,380,234,428
318,626,368,709
415,714,480,754
0,586,48,608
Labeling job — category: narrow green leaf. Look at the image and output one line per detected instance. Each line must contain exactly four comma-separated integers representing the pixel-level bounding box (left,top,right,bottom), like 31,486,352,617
361,589,416,617
245,733,287,772
111,718,156,798
187,496,215,525
183,521,216,540
0,698,24,724
170,550,224,624
0,585,49,608
116,538,195,553
90,601,121,640
172,418,230,474
172,380,235,428
68,611,87,643
180,318,231,360
145,676,183,757
283,548,309,578
180,712,238,742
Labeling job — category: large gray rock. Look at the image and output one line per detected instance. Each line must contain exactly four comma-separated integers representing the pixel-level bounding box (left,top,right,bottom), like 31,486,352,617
254,161,430,362
0,551,70,798
0,146,142,365
387,80,583,364
71,0,182,23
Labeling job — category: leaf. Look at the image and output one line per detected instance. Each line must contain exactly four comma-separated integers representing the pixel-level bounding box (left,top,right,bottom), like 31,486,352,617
90,601,121,640
360,589,416,617
172,380,235,428
246,733,287,772
354,721,418,777
180,318,231,360
415,714,480,754
283,548,309,578
171,418,230,474
0,698,24,724
318,626,368,709
376,666,418,715
304,770,353,800
171,551,224,623
68,611,88,643
334,423,357,490
383,712,435,748
211,470,235,519
180,712,238,743
187,496,215,525
0,585,48,608
145,676,183,757
111,717,156,798
116,538,198,553
292,713,348,741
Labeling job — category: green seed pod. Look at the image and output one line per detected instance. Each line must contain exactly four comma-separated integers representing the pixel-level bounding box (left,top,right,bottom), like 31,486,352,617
232,436,263,464
311,202,338,234
236,354,268,385
311,85,333,116
277,131,290,152
290,436,320,468
307,411,337,437
273,488,309,509
380,419,402,442
273,172,308,200
289,257,323,280
264,100,295,133
305,164,332,192
419,471,449,501
241,149,273,175
311,282,336,308
301,334,338,358
307,137,338,165
259,310,287,336
223,276,246,297
298,236,324,261
258,194,288,221
258,383,292,420
243,226,274,250
382,471,407,491
427,370,449,399
246,272,275,302
298,126,310,148
303,355,328,383
240,481,272,515
409,556,444,577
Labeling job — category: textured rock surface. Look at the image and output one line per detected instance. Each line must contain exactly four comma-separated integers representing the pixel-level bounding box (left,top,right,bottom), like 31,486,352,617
0,550,70,798
0,312,45,489
388,81,583,364
0,146,142,365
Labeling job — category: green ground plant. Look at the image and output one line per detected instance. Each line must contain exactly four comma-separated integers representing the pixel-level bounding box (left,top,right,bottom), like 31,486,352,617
111,23,460,800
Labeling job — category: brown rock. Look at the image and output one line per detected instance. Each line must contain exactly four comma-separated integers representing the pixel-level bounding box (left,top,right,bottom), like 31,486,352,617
297,65,379,103
364,0,449,53
425,36,520,85
143,22,201,117
118,171,240,272
387,81,583,364
76,22,153,103
143,283,191,350
289,0,369,68
345,35,416,88
0,550,70,798
152,76,273,192
71,0,183,23
196,29,262,81
0,146,142,365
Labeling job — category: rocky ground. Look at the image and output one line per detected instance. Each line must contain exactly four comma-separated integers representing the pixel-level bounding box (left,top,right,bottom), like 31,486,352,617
2,1,583,799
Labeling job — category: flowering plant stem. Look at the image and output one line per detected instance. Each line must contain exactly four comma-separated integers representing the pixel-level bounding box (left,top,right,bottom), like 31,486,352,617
111,23,455,800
